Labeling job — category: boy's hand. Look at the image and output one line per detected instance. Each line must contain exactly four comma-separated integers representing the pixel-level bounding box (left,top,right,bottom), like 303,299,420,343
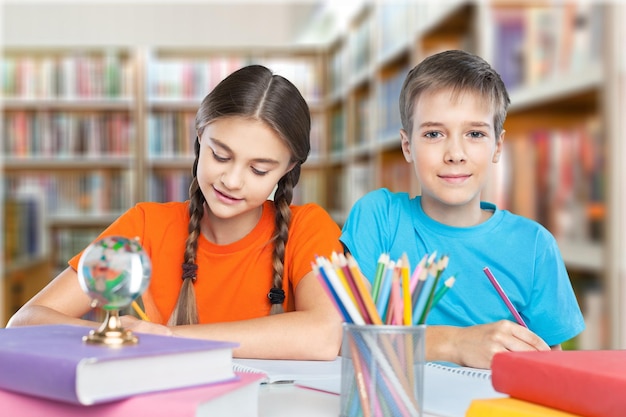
453,320,550,369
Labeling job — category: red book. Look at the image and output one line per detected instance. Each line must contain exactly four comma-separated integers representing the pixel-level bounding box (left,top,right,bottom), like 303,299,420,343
0,372,264,417
491,350,626,417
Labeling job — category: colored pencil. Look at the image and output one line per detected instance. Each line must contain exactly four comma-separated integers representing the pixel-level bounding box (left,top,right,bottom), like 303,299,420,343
346,254,383,325
429,276,455,311
483,267,527,327
131,300,150,322
401,253,412,325
372,253,389,303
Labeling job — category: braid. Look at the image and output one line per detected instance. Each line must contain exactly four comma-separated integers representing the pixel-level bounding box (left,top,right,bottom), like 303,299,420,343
268,167,298,314
168,139,203,325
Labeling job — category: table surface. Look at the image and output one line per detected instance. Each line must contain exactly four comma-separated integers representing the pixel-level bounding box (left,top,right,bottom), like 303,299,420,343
258,384,440,417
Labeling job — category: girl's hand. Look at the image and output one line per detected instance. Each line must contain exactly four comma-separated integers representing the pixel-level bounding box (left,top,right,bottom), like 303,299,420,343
120,315,173,336
452,320,550,369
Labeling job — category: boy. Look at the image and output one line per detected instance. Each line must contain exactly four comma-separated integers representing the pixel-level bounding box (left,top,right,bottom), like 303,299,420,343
340,50,585,369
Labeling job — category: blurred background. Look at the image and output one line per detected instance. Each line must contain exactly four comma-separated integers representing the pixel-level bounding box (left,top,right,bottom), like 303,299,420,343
2,0,625,350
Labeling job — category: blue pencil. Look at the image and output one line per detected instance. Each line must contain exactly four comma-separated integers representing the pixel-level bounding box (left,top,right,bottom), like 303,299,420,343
375,260,395,323
314,262,352,323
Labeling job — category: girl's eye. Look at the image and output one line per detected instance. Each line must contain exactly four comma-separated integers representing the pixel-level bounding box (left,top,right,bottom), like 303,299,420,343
251,167,269,176
212,151,229,162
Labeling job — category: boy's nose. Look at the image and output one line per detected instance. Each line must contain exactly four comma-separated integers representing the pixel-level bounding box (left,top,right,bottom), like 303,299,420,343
444,138,467,163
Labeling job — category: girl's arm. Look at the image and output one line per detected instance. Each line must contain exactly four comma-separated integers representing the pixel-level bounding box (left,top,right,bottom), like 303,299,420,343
7,267,98,327
7,267,172,337
171,270,343,361
8,267,343,360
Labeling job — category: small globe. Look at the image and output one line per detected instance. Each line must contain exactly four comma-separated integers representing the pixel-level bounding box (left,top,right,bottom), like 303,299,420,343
77,236,151,310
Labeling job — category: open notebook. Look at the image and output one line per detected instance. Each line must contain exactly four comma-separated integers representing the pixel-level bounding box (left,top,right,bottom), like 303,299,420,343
424,362,506,417
232,357,342,385
234,358,504,417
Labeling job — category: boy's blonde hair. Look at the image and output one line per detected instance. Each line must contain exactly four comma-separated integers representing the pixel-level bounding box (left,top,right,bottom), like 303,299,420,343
399,49,510,139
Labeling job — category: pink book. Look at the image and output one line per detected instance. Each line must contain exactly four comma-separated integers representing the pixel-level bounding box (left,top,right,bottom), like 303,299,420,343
0,372,264,417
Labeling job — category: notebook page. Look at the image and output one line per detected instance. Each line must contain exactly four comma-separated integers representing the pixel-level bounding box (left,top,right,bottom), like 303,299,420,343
232,357,342,384
424,362,506,417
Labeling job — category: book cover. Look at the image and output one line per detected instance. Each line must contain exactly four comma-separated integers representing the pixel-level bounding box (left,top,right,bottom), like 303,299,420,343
466,397,584,417
0,371,264,417
0,324,238,405
492,350,626,417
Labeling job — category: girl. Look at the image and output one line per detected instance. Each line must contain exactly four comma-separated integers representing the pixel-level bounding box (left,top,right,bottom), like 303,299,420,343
8,65,344,360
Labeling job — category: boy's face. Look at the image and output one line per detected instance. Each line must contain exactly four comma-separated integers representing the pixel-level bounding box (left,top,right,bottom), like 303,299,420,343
400,88,504,225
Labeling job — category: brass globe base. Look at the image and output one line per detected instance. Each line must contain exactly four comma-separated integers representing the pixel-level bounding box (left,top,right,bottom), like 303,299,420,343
83,309,138,346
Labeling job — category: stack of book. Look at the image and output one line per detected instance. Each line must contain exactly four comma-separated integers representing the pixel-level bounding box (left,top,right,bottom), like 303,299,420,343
466,350,626,417
0,324,264,417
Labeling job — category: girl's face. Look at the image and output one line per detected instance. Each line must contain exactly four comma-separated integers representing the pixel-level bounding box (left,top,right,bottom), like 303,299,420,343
400,88,504,226
197,116,294,224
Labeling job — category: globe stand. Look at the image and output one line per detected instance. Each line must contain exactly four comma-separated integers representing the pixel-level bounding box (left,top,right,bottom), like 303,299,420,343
83,309,138,346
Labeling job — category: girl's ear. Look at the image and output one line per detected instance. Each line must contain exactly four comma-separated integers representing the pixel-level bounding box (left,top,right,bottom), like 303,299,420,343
400,129,412,163
492,130,505,163
286,161,297,173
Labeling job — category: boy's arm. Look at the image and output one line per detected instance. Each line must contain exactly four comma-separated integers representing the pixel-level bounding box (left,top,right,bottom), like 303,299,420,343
426,321,551,369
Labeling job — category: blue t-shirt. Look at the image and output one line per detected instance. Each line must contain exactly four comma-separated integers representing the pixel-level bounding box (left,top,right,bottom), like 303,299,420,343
340,188,585,346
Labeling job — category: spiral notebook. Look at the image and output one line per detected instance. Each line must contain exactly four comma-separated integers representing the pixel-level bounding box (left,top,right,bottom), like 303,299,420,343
231,357,342,385
424,362,506,417
283,361,506,417
232,358,504,416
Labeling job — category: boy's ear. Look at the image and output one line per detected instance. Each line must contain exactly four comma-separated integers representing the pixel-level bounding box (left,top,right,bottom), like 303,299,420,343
400,129,413,163
492,130,505,163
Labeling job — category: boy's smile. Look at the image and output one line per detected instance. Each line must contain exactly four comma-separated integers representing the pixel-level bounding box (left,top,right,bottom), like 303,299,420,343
400,88,504,227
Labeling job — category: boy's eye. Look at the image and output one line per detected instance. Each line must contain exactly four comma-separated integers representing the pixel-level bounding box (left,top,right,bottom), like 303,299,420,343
468,131,486,139
424,131,442,139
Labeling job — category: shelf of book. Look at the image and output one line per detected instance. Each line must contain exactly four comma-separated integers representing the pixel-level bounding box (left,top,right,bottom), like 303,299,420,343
1,45,328,306
2,1,623,349
1,47,137,294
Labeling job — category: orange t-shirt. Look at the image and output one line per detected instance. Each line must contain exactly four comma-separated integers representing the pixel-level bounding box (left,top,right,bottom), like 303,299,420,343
69,200,342,325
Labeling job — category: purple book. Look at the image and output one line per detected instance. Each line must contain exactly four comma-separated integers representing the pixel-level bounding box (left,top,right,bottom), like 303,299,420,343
0,324,238,405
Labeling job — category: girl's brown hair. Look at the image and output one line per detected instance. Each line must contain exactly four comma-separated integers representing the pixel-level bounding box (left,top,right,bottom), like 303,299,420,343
167,65,311,325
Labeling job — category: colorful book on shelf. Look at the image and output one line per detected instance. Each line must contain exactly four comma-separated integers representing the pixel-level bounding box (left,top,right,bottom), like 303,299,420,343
0,371,264,417
466,397,584,417
0,324,238,405
491,350,626,417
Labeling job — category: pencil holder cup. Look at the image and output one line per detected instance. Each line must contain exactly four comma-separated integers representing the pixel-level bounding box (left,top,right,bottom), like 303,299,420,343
340,324,426,417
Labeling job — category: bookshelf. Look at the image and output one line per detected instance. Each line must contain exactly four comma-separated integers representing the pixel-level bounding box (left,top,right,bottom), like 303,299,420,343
1,46,327,316
2,48,137,286
2,1,624,349
317,1,622,350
